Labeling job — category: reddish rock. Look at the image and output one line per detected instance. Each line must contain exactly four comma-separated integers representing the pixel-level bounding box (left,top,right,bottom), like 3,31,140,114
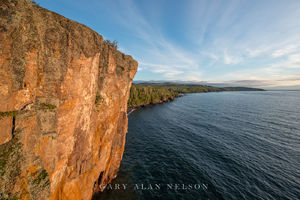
0,0,137,199
0,116,13,145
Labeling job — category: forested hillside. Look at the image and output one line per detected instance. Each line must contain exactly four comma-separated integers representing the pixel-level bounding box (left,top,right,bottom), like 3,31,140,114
128,83,264,109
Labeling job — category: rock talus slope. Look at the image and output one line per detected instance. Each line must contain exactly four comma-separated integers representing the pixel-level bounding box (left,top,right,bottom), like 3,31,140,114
0,0,137,199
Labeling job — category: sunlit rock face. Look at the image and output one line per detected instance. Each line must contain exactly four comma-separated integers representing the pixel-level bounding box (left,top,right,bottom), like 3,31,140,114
0,0,137,199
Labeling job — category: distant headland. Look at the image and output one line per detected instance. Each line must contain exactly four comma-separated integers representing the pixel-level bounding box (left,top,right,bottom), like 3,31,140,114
128,82,264,111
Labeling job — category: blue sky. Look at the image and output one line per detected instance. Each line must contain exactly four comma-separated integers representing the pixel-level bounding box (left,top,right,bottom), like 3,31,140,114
35,0,300,88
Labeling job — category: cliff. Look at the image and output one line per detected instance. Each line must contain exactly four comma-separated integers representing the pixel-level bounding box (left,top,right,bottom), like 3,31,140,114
0,0,137,199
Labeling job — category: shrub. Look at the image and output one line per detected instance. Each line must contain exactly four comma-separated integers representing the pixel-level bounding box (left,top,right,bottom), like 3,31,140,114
104,39,118,49
29,0,40,7
95,93,104,107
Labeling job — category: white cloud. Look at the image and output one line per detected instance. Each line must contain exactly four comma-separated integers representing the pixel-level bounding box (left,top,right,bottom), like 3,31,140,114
140,62,185,79
267,52,300,70
223,50,242,64
164,70,185,78
271,45,299,58
287,53,300,65
246,47,270,57
104,0,300,87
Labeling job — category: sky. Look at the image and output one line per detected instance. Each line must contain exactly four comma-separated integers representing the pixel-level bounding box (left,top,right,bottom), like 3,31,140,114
35,0,300,89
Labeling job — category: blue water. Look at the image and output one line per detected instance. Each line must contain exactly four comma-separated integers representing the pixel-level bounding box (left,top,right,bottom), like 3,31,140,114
95,91,300,200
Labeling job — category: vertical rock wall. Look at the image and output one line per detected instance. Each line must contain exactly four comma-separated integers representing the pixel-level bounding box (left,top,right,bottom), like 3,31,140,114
0,0,137,199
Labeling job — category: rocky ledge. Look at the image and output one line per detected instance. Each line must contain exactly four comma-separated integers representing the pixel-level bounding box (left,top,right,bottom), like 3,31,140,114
0,0,137,199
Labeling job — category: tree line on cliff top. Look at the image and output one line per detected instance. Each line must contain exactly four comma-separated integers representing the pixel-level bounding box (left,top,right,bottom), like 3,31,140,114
128,83,264,108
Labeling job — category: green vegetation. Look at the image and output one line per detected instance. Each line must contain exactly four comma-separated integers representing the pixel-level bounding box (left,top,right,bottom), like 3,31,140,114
38,103,56,110
95,93,104,107
0,133,22,200
128,83,264,109
104,39,118,49
0,134,22,177
0,147,9,176
0,111,16,119
29,0,40,7
128,84,180,108
0,191,20,200
33,169,49,186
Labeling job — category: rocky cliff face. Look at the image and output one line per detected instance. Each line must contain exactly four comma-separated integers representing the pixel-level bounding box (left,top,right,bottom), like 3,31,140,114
0,0,137,199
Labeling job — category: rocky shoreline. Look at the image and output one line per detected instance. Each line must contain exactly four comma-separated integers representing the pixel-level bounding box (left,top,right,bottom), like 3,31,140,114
127,95,182,114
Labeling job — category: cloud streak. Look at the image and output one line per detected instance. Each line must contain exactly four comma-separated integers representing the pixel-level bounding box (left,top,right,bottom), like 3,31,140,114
38,0,300,88
137,0,299,87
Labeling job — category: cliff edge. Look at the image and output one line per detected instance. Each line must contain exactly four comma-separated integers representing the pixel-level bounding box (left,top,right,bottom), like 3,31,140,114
0,0,137,199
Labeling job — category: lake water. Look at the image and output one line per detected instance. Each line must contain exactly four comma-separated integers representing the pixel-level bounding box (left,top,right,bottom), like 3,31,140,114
95,91,300,200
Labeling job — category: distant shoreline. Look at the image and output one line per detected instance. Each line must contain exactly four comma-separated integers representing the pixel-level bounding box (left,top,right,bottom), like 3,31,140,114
127,83,265,114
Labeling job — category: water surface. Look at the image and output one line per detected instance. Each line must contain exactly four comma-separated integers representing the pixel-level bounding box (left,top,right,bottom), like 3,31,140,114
95,91,300,200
